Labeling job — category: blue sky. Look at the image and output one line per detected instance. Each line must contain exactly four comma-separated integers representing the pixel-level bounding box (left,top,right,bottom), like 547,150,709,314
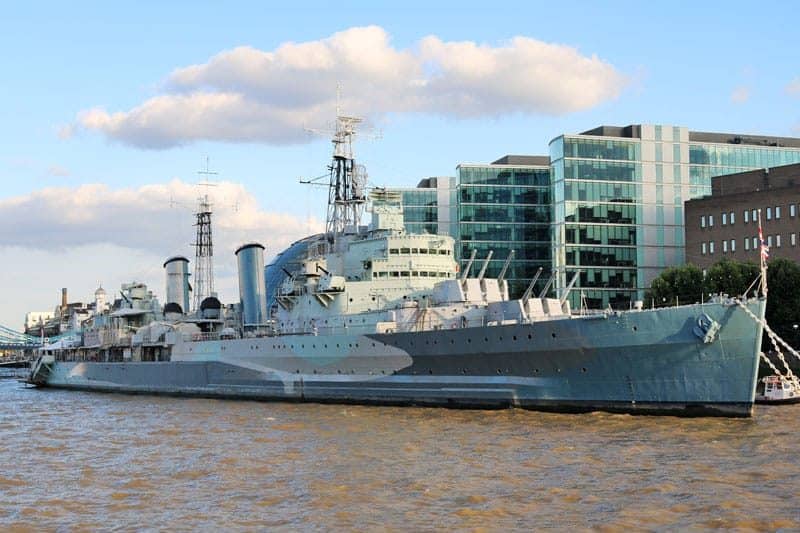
0,1,798,327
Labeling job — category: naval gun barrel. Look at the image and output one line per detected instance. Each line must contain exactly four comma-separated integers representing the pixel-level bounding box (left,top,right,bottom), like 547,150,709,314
460,249,478,281
521,267,544,305
497,250,515,283
559,271,581,305
477,250,494,281
538,268,558,299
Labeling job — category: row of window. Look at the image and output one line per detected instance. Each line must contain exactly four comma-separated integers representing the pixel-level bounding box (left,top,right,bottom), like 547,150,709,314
373,271,452,279
388,248,451,256
700,233,798,255
700,204,798,228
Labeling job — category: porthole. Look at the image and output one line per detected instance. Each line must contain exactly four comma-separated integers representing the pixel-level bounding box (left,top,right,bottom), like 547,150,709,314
581,367,587,373
527,334,532,340
551,332,557,338
513,336,517,341
484,337,489,342
632,326,638,332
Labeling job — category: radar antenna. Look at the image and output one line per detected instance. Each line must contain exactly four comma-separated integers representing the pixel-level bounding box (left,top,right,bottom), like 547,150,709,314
193,157,217,311
303,86,380,245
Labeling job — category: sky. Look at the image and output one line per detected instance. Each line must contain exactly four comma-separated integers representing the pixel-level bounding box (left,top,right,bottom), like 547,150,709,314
1,1,799,328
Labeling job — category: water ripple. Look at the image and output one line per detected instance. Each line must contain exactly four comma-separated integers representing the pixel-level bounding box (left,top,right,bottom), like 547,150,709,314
1,380,799,530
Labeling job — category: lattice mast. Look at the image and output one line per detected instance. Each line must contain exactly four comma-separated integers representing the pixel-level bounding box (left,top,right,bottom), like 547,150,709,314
326,113,367,239
193,160,217,310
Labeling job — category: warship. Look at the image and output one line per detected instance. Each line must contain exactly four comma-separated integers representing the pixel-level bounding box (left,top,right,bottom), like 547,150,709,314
28,114,767,417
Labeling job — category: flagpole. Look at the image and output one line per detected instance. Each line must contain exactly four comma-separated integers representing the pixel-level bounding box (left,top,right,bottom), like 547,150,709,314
758,208,768,297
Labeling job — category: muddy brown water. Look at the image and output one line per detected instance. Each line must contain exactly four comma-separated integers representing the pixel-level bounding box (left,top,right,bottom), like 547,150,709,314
1,380,798,530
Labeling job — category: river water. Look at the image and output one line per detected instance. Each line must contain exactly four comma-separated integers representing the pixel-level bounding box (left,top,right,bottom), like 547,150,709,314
1,379,798,531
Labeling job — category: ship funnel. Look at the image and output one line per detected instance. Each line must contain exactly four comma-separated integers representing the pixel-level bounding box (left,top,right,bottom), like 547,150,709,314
236,243,267,327
163,256,190,314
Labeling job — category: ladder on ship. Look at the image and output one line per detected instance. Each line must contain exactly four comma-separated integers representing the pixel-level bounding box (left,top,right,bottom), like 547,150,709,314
27,355,54,387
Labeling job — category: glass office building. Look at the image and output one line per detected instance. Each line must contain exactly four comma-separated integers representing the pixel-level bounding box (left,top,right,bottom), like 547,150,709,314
457,158,551,297
396,177,457,237
550,125,800,309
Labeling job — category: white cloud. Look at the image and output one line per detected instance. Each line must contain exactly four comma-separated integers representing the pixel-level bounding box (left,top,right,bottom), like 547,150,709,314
787,77,800,97
0,181,322,325
730,85,750,104
73,26,626,149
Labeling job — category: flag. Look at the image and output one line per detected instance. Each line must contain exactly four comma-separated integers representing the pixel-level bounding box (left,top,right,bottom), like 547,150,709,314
758,219,769,260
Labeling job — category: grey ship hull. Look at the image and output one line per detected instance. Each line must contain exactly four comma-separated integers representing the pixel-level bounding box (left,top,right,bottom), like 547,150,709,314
38,300,765,417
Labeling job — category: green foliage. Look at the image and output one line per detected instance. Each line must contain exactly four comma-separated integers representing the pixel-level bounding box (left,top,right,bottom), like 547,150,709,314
764,258,800,347
645,264,705,306
647,257,800,349
704,258,760,298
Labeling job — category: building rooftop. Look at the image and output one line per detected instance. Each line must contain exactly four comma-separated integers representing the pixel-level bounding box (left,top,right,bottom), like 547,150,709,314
490,155,550,166
578,125,800,148
709,162,800,197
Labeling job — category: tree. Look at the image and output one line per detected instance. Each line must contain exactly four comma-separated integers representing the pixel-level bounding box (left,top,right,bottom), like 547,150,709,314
704,258,760,298
645,264,705,307
764,258,800,348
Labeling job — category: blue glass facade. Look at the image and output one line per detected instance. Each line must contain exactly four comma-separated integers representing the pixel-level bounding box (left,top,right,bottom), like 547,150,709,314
457,164,551,297
551,125,800,309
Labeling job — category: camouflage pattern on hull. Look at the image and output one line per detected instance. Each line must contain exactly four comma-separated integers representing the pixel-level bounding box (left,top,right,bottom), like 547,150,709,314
41,300,765,417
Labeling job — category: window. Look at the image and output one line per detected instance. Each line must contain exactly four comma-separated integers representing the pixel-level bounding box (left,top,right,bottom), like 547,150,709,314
753,237,758,249
701,242,707,254
744,209,749,223
709,215,714,227
776,206,781,219
768,235,773,247
709,241,715,254
767,207,772,220
792,233,797,246
752,209,757,222
701,215,706,228
730,239,736,252
745,238,750,251
776,234,782,248
730,211,735,225
723,240,728,253
722,213,727,225
791,204,797,217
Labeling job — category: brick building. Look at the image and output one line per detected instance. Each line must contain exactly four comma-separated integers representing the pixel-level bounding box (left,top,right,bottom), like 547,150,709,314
685,163,800,269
